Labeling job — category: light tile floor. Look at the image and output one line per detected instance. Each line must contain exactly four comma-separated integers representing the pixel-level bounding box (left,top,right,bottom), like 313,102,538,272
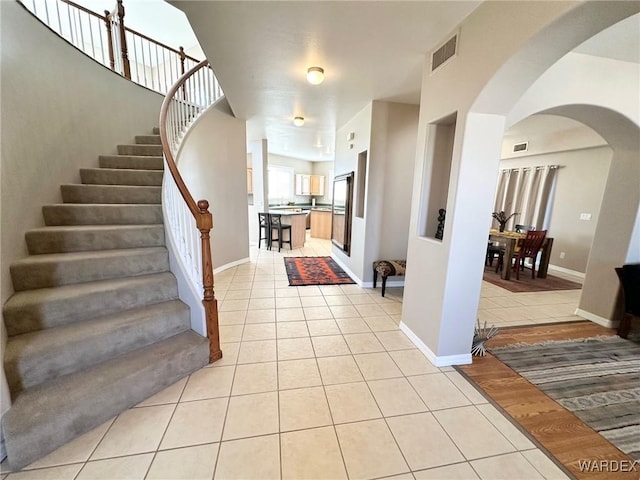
1,235,582,480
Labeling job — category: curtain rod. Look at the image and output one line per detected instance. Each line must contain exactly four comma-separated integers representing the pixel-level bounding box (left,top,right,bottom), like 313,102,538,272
501,165,562,173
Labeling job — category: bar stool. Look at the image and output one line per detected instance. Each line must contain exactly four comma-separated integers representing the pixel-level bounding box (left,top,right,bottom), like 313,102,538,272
258,213,270,249
269,214,292,252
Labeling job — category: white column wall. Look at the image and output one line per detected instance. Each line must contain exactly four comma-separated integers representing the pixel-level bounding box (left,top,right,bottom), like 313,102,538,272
333,103,374,282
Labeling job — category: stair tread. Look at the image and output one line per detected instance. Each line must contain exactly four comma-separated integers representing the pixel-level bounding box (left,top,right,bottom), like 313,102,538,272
45,202,163,206
61,184,161,189
81,167,163,173
11,246,167,266
6,330,207,421
5,300,190,393
6,300,188,358
3,330,208,470
99,155,163,159
27,224,164,233
3,273,179,336
43,204,163,226
3,272,177,311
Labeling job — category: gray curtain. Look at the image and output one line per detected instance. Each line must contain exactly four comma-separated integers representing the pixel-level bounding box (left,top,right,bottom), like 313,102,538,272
493,165,558,231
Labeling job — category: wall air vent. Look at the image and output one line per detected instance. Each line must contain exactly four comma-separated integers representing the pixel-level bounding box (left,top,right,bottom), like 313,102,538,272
431,34,458,72
513,142,529,153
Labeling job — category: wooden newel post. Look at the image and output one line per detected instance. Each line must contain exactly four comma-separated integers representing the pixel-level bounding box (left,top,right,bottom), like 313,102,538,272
179,47,187,101
116,0,131,79
179,46,186,76
197,200,222,363
104,10,115,71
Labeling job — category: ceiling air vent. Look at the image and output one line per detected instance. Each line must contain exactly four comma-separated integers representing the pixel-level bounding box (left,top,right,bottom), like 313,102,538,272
513,142,529,153
431,34,458,72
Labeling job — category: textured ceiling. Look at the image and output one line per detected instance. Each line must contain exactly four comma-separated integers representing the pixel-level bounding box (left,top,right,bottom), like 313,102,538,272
174,1,482,161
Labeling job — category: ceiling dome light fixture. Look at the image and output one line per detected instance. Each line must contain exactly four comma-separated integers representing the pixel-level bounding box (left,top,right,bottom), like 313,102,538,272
306,66,325,85
293,116,305,126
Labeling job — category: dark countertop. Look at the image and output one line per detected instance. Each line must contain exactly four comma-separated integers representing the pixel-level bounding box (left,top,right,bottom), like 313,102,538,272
267,210,308,216
269,204,332,210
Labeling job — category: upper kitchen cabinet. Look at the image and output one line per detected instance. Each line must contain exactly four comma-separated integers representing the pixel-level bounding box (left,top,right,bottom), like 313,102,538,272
295,174,325,196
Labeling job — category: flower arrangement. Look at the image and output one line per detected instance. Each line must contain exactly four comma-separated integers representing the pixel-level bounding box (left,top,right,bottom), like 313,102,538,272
492,210,519,232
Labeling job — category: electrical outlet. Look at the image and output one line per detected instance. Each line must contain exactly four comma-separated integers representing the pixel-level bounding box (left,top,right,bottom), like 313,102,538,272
580,213,592,220
560,252,566,259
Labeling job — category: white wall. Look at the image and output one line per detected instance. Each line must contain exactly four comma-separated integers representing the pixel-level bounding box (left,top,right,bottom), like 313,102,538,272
334,103,374,282
247,140,268,246
373,102,420,264
1,2,164,305
178,108,250,269
333,101,419,284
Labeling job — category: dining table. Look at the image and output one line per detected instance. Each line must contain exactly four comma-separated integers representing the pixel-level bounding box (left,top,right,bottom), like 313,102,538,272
488,229,554,280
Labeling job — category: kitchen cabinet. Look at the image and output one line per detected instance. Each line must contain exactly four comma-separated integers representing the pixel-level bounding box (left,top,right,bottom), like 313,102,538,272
310,209,332,239
295,174,325,196
310,175,324,195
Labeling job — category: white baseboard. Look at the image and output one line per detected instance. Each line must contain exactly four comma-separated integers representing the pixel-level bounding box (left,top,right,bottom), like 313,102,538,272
361,280,405,289
213,257,250,275
548,264,585,280
399,322,472,367
575,308,617,329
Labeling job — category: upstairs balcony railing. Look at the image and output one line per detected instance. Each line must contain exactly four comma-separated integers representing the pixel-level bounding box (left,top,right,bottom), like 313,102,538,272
21,0,200,95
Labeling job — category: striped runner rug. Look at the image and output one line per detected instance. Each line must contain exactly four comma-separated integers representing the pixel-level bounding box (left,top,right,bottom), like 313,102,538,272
491,335,640,460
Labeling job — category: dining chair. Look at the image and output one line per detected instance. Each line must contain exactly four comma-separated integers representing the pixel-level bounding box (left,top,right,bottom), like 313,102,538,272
495,230,547,279
515,224,535,233
486,242,502,267
513,230,547,279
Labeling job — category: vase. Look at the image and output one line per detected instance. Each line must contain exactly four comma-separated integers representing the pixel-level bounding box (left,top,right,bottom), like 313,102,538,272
499,223,506,232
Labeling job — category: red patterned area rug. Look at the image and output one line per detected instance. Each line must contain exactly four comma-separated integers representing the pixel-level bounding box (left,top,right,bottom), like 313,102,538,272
284,256,355,286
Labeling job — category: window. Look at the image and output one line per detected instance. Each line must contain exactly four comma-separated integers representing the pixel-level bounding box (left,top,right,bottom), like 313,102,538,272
267,165,294,204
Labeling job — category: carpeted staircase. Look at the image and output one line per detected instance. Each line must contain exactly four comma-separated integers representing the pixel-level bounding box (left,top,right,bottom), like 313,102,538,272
2,129,209,470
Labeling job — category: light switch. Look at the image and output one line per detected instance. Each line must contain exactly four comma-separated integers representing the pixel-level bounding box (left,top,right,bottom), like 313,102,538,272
580,213,592,220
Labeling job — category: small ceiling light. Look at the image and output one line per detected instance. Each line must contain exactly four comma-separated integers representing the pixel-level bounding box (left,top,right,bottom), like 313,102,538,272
293,116,305,126
306,66,325,85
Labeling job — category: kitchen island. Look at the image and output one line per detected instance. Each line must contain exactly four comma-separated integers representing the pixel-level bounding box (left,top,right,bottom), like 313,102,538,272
267,210,308,249
310,208,332,239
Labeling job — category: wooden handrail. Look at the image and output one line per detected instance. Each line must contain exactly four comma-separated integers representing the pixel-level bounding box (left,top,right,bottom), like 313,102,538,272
159,59,222,363
60,0,106,20
123,25,200,64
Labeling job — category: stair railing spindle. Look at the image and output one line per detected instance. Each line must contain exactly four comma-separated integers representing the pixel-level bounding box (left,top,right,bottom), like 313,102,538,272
43,0,50,25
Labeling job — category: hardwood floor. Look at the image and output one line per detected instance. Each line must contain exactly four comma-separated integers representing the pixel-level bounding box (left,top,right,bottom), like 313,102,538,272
458,321,639,480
